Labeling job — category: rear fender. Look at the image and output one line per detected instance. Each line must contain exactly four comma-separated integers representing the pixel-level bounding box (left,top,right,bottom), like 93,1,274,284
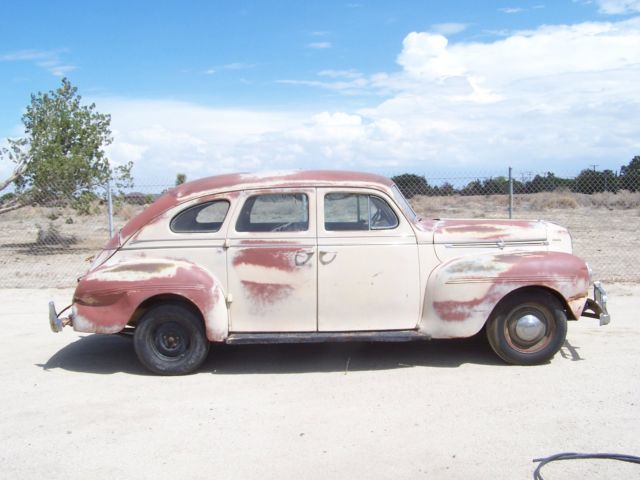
420,251,589,338
72,257,229,341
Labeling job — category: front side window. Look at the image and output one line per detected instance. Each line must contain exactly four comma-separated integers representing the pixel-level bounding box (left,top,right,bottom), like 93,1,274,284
171,200,230,233
324,193,398,231
236,193,309,232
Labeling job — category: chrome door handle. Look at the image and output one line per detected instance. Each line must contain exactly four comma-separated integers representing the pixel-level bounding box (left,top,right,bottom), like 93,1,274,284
294,251,314,266
319,251,337,265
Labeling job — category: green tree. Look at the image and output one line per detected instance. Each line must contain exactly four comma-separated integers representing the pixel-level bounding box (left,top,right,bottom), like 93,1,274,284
391,173,432,198
0,78,132,214
573,168,618,194
175,173,187,186
620,156,640,192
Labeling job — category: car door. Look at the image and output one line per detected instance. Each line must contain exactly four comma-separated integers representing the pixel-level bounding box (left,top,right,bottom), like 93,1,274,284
317,188,420,331
226,188,317,332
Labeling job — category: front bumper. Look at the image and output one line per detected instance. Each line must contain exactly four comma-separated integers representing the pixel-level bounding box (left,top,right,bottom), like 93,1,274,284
581,281,610,326
48,301,73,333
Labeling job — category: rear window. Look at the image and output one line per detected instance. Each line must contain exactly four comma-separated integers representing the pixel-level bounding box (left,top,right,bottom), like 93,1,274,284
170,200,230,233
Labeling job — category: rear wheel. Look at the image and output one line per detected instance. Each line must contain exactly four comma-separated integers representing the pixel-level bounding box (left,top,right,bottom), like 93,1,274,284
134,303,210,375
486,290,567,365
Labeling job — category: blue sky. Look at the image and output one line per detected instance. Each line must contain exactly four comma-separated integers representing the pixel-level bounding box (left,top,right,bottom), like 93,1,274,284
1,0,640,181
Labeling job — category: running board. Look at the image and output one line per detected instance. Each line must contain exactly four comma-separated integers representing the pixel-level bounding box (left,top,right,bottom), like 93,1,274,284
226,330,431,345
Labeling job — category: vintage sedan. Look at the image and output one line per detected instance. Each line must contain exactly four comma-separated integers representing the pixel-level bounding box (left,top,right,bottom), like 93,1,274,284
49,171,609,374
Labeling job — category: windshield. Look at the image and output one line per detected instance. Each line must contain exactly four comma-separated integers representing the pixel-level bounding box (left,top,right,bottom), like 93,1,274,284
391,185,418,222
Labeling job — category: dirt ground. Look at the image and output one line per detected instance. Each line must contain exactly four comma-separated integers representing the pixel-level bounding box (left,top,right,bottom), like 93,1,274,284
1,284,638,479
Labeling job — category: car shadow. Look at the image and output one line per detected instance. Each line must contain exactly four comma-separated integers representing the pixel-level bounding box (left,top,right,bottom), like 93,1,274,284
38,335,148,376
38,333,508,376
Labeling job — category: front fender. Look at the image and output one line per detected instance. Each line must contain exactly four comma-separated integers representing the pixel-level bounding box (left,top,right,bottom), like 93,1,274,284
419,251,590,339
72,257,229,341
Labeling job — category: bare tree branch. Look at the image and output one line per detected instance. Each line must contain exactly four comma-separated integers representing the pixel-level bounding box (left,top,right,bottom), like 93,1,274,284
0,161,27,193
0,201,27,215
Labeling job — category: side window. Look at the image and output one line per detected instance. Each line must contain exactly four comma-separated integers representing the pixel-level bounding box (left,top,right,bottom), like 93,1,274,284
236,193,309,232
324,193,398,231
171,200,230,233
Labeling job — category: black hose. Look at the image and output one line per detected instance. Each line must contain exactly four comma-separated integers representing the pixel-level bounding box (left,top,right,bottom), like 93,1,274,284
533,452,640,480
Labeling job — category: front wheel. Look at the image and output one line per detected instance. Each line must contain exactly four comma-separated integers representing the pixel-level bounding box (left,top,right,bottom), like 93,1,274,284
486,290,567,365
134,303,210,375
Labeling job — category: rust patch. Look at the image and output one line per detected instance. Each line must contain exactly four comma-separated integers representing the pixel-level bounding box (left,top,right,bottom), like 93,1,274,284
433,251,589,322
73,259,217,333
441,225,504,234
232,248,299,272
241,280,293,305
433,296,493,322
434,219,545,243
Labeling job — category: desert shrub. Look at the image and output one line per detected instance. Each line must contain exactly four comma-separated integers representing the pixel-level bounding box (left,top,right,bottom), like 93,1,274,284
589,190,640,209
36,223,77,246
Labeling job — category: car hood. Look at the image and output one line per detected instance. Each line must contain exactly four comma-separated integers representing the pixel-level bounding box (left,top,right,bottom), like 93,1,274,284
413,218,573,262
432,219,548,245
414,218,572,256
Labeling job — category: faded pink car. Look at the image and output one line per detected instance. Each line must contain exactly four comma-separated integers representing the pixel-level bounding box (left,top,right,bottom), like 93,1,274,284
49,171,609,375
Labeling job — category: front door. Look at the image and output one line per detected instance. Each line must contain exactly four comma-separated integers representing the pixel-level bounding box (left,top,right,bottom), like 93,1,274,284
227,188,317,332
317,188,420,331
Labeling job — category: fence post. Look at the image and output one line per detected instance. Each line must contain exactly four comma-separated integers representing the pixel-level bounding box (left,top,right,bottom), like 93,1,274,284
107,180,114,238
508,166,513,219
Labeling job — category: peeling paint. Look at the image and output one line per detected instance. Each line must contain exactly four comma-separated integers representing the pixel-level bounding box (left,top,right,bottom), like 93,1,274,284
423,251,590,337
241,280,294,305
434,219,546,243
72,256,225,340
232,248,300,272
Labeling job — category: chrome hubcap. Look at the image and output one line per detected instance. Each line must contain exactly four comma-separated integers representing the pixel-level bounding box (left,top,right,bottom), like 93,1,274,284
514,314,546,343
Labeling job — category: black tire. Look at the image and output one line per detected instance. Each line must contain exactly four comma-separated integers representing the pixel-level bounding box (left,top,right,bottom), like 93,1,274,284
134,303,210,375
486,290,567,365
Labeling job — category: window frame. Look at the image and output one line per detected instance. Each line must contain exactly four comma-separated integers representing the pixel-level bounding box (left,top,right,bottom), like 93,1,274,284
169,199,231,234
323,191,399,232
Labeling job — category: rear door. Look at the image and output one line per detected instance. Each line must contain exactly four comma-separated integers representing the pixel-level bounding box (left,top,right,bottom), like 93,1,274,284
317,188,421,331
226,188,317,332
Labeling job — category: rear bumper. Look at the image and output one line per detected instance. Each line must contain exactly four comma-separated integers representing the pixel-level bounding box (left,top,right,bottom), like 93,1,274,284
581,281,610,326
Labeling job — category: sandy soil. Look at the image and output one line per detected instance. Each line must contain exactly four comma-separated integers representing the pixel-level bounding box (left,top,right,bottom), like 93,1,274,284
1,285,638,479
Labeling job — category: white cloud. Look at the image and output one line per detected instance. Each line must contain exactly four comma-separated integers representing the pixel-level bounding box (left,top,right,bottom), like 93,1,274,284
0,49,76,77
499,7,525,13
92,17,640,180
98,99,309,178
307,42,332,49
397,33,466,78
596,0,640,14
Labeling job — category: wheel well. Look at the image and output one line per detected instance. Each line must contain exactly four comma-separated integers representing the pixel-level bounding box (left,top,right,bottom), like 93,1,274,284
487,285,575,322
128,294,205,327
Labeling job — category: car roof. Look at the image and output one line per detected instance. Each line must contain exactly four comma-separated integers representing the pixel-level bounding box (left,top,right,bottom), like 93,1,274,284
116,170,396,244
172,170,395,200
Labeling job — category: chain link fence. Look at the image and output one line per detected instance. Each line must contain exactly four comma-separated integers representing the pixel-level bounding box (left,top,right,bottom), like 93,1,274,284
0,168,638,288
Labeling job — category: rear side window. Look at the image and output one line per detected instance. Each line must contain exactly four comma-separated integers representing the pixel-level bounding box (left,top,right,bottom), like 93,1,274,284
236,193,309,232
324,193,398,231
171,200,230,233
